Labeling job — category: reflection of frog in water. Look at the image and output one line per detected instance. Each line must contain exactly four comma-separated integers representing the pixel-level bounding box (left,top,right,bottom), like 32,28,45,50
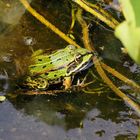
22,45,93,90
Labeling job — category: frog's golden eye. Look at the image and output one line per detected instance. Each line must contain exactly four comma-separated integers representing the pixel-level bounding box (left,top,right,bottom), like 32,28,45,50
75,53,82,63
76,53,81,59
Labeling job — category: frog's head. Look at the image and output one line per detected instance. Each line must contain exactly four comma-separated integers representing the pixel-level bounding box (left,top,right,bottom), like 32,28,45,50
66,45,93,76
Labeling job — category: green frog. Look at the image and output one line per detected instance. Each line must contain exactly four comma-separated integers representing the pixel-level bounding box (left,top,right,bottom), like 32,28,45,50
23,45,93,90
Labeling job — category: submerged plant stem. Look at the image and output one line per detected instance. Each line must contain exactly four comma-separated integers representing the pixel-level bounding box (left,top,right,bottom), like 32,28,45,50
76,8,94,51
94,58,140,116
101,62,140,92
19,0,81,48
72,0,119,29
15,89,67,95
76,8,140,116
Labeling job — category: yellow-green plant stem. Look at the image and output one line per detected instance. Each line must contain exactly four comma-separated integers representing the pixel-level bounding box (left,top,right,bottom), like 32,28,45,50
82,0,119,26
69,5,77,32
16,89,66,95
76,8,140,116
94,58,140,116
76,8,94,51
101,62,140,92
72,0,119,29
20,0,81,48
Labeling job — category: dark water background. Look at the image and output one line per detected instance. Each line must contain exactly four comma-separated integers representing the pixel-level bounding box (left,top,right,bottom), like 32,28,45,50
0,0,139,140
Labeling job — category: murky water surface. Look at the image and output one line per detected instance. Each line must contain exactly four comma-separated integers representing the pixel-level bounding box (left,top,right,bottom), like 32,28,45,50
0,0,139,140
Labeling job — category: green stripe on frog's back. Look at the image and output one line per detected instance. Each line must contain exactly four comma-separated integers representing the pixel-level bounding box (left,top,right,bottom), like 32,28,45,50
31,49,74,65
31,46,73,64
29,48,77,75
40,67,67,83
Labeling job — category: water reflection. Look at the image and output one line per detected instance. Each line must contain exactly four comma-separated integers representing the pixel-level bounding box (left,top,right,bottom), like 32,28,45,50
0,70,9,97
6,92,138,140
8,93,93,129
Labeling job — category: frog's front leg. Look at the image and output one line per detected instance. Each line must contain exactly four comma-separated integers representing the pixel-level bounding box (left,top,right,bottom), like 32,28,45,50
63,76,72,90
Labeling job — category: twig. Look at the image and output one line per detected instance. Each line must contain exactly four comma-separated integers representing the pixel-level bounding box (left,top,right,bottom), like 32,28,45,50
101,62,140,92
82,0,119,26
72,0,119,29
76,8,140,116
19,0,81,48
15,89,68,95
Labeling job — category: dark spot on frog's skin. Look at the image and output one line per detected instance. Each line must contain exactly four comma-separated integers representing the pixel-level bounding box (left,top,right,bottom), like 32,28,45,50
43,65,46,68
38,59,42,61
30,66,36,69
54,74,57,77
50,62,53,64
57,58,61,61
60,76,63,80
66,59,69,61
45,72,49,75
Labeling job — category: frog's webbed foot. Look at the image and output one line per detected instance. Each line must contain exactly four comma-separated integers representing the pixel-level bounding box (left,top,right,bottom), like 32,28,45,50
63,75,94,91
72,74,95,91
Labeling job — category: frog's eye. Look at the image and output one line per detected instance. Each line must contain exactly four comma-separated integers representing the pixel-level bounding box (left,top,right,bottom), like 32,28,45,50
75,53,82,63
67,45,77,50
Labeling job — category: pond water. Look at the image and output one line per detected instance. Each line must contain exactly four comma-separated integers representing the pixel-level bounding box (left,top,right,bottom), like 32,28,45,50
0,0,139,140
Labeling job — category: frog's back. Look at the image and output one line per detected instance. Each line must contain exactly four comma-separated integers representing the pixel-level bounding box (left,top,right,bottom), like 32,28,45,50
28,46,78,76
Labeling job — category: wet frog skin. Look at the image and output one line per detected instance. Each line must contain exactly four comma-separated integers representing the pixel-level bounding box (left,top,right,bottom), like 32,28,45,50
24,45,93,90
